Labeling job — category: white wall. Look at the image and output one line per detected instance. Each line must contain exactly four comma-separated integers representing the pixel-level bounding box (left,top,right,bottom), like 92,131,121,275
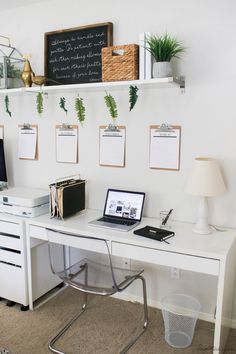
0,0,236,320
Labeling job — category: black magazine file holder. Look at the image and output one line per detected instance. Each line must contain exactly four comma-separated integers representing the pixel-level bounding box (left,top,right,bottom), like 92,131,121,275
49,177,85,219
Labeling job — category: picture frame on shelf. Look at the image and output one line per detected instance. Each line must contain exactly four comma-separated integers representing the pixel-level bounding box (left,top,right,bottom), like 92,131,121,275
44,22,113,86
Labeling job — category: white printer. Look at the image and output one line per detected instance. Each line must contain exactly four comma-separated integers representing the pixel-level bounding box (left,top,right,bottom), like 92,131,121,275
0,187,49,217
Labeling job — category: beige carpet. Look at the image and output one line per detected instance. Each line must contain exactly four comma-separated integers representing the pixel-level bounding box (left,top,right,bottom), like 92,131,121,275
0,287,235,354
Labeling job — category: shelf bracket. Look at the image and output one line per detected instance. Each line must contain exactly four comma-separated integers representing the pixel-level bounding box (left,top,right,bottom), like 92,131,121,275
173,76,185,93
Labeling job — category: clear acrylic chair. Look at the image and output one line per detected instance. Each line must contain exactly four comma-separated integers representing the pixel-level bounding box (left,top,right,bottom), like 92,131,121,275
47,229,149,354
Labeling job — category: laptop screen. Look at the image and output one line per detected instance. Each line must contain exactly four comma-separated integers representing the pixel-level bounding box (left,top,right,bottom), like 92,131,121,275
103,189,145,221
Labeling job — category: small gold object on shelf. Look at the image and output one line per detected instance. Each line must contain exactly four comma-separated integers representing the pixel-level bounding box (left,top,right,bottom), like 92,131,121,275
21,54,34,87
31,73,46,86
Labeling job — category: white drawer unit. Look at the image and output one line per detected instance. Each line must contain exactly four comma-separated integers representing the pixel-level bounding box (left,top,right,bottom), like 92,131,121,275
0,215,61,309
0,217,27,308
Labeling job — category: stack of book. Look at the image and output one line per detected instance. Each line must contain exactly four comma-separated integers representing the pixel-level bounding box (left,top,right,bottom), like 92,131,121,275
139,32,152,80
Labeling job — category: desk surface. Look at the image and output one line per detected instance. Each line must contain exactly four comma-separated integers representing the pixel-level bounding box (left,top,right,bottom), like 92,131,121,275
26,209,236,260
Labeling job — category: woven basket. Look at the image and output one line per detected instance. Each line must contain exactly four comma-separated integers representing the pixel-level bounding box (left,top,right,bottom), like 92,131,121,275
102,44,139,82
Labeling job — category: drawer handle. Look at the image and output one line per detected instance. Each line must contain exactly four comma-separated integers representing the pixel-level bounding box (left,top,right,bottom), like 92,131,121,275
0,246,21,254
0,232,20,239
0,260,21,268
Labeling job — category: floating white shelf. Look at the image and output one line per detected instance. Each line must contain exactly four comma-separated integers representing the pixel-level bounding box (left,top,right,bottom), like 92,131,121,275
0,76,185,95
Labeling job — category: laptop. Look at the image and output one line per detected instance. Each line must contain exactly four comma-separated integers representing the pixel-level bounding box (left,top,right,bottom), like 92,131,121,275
89,189,145,232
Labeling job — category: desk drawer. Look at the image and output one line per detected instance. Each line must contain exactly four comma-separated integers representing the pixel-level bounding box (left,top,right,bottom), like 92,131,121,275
0,233,21,251
0,220,20,236
0,248,22,266
112,242,219,276
0,262,27,305
28,225,47,240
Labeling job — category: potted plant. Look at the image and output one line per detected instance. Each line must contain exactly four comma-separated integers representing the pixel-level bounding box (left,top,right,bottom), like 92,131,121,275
145,33,185,78
0,59,23,89
5,59,23,88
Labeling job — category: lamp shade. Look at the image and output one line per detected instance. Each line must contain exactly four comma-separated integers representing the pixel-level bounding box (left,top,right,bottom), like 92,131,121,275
185,157,226,197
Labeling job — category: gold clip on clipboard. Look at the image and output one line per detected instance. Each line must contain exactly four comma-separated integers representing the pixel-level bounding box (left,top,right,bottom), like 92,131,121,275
49,175,85,219
99,125,126,167
56,124,78,163
18,124,38,160
149,124,181,170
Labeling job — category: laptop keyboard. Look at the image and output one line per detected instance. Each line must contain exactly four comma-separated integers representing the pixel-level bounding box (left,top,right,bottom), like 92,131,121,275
100,217,136,226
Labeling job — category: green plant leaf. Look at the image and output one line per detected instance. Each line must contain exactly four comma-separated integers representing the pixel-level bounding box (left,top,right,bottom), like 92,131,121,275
36,92,43,116
75,95,86,125
104,91,118,123
5,95,12,117
145,33,186,62
59,97,68,115
129,85,139,111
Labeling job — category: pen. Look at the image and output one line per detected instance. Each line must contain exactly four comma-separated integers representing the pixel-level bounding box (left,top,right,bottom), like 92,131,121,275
162,209,173,226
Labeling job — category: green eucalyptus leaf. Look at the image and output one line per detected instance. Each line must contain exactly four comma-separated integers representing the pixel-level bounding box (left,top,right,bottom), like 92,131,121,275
5,95,12,117
129,85,139,111
75,95,86,125
36,92,43,116
59,97,68,115
104,91,118,123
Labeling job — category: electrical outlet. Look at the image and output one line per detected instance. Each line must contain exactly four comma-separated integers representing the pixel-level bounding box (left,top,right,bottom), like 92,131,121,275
113,257,131,269
171,267,181,279
122,258,131,270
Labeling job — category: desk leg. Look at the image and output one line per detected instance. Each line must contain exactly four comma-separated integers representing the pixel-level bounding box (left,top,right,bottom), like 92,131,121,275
26,224,34,310
214,239,236,353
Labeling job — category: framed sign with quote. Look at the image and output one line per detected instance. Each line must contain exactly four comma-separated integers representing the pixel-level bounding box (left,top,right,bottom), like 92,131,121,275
44,22,113,85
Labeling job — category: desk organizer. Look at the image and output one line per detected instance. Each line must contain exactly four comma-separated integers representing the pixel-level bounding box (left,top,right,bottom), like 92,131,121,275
49,177,85,219
102,44,139,82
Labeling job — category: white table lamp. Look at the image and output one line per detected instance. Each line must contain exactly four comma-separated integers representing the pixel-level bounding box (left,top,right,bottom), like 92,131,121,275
185,157,226,234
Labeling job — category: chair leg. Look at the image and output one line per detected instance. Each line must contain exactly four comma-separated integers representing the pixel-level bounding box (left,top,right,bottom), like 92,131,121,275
120,275,149,354
48,304,87,354
48,264,89,354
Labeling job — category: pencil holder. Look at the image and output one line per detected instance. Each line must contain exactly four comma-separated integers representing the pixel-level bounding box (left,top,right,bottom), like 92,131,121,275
160,210,172,229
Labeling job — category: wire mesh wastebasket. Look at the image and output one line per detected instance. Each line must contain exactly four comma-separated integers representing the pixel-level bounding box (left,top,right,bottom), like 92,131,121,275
161,293,201,348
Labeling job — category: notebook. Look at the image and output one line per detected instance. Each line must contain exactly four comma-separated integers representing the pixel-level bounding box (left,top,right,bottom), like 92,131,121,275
134,225,175,242
89,189,145,232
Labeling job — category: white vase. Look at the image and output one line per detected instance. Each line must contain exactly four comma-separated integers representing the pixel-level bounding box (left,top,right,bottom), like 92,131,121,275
152,61,172,78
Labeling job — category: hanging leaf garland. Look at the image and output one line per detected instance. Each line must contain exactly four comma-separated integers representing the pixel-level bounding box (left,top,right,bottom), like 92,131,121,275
59,97,68,115
129,85,139,111
36,92,44,116
5,95,12,117
75,95,86,126
104,91,118,123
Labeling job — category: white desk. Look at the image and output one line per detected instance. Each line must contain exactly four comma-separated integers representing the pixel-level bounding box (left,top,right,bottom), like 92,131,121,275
26,209,236,353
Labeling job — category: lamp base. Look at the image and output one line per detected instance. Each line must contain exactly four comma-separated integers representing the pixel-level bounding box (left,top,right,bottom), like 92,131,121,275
192,196,212,235
192,224,212,234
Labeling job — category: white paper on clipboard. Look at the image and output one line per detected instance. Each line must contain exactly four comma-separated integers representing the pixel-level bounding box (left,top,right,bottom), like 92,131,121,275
99,126,125,167
56,125,78,163
149,125,181,170
18,126,37,160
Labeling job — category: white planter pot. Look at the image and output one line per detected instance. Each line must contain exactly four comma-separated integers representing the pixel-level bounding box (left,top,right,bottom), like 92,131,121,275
152,61,172,78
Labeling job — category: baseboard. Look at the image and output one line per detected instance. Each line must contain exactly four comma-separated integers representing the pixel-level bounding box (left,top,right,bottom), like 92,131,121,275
113,292,217,324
